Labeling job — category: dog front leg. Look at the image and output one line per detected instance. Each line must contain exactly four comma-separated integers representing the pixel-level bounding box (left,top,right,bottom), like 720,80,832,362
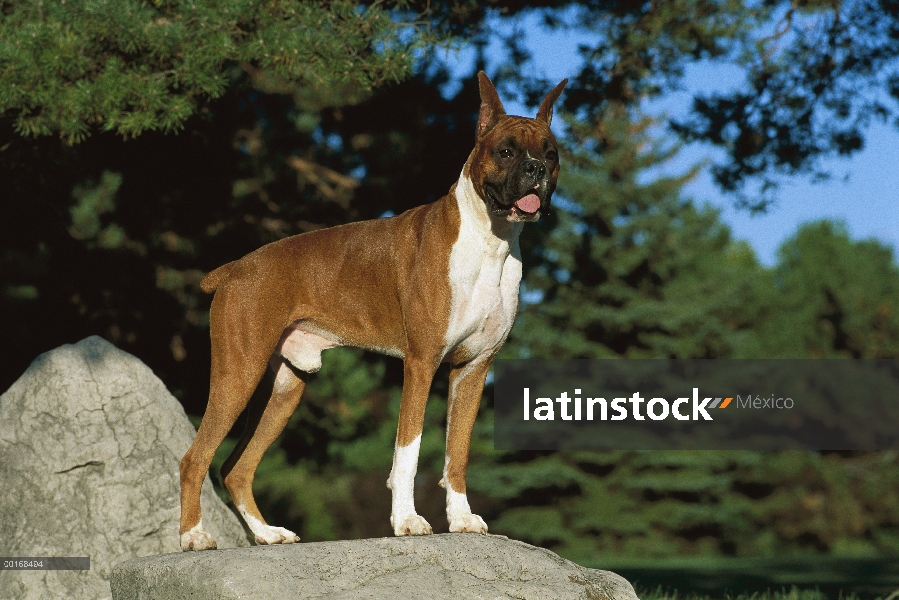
441,356,492,534
388,356,438,536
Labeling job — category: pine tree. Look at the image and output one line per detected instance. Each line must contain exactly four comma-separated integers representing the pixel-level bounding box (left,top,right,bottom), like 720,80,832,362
0,0,426,143
759,221,899,358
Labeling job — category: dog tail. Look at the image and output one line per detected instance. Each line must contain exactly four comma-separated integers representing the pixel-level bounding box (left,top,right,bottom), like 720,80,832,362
200,261,237,293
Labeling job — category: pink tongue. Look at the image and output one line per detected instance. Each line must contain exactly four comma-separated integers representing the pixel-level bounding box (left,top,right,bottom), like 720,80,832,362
514,194,540,214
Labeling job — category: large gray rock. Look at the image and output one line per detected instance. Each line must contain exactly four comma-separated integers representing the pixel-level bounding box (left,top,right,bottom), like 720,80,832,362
111,533,640,600
0,336,249,600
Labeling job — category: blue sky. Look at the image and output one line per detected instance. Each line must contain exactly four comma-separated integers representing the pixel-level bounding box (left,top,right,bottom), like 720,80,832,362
439,13,899,267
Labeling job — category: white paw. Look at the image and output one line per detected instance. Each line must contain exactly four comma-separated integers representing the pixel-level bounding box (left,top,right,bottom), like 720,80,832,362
449,512,488,534
239,505,300,545
393,514,433,536
180,525,217,551
253,525,300,545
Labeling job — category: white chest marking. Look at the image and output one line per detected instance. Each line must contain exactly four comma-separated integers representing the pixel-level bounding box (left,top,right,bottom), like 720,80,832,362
444,175,522,359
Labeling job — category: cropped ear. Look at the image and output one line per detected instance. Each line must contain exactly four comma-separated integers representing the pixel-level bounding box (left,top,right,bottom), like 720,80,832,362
536,79,568,126
476,71,506,138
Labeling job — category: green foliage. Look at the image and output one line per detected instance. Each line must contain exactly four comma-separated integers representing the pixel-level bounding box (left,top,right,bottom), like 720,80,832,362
671,0,899,205
0,0,426,143
759,222,899,358
637,583,890,600
617,555,899,600
69,171,122,240
467,448,899,562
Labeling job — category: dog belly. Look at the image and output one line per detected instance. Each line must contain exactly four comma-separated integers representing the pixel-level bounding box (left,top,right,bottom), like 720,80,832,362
276,325,341,373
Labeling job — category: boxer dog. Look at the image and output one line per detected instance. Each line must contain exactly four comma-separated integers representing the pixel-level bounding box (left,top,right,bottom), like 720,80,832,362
179,72,566,550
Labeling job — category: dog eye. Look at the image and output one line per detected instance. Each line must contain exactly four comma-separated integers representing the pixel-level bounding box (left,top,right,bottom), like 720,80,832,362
546,150,558,161
499,148,514,159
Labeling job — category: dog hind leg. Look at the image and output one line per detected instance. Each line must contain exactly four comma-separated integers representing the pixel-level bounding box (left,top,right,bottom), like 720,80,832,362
222,358,305,545
180,376,264,550
179,293,281,551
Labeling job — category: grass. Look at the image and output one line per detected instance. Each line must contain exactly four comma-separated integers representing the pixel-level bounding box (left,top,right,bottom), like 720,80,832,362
637,588,899,600
589,556,899,600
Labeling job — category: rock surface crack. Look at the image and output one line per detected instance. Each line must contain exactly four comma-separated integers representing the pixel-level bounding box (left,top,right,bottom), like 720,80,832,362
55,460,105,474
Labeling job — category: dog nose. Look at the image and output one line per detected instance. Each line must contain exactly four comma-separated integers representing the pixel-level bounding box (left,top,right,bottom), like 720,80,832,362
522,159,546,181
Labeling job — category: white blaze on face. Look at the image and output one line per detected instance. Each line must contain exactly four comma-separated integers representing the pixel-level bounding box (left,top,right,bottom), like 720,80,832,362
387,433,422,526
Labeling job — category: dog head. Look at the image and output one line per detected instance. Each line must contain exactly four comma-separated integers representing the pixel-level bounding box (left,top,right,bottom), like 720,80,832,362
464,72,567,223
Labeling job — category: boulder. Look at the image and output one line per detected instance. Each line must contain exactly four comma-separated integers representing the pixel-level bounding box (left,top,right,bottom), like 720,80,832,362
111,533,640,600
0,336,249,600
